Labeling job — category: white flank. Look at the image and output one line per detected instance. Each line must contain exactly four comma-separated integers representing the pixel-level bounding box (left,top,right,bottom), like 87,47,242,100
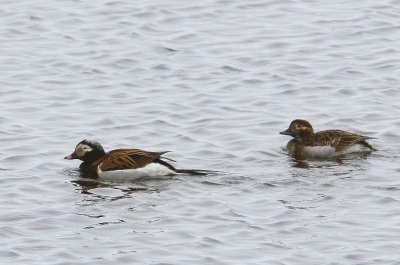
97,163,177,182
330,144,372,157
304,146,336,159
305,143,371,159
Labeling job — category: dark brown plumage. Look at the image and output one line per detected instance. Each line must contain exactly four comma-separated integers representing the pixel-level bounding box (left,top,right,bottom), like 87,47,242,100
99,149,168,172
64,140,210,178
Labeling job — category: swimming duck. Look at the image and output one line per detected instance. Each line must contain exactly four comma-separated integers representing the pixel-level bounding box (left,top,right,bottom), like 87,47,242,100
280,119,376,159
65,139,208,180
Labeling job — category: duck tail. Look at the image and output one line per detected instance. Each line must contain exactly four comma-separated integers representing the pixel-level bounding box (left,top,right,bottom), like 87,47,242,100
155,158,217,176
158,151,177,162
174,169,218,176
360,139,377,151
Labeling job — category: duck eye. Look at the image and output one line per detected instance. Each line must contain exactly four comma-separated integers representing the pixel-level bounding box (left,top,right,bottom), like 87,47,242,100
82,145,92,152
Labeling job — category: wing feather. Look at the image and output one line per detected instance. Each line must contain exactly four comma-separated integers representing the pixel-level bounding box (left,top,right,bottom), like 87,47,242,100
99,149,166,172
314,130,372,151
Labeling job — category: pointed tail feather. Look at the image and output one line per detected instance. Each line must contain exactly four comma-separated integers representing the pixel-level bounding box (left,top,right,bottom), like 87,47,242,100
158,151,177,162
154,158,218,176
160,156,177,163
174,169,219,176
360,140,377,151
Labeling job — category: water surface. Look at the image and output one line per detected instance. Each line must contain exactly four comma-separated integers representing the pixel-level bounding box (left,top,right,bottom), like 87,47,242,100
1,0,400,264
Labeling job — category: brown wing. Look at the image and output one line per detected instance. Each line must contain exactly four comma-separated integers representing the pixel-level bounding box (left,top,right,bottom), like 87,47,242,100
314,130,373,151
99,149,167,172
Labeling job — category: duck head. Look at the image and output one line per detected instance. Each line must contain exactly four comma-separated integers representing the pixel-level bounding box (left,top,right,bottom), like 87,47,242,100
280,119,314,138
64,139,106,163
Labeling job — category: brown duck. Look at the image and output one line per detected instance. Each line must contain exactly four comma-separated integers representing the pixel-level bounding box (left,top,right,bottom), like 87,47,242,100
280,119,376,159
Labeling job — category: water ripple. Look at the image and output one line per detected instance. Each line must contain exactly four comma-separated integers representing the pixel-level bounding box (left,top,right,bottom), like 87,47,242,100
1,0,400,264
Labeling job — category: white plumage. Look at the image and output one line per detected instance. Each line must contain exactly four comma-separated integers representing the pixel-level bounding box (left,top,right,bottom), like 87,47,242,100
303,144,371,159
97,163,177,182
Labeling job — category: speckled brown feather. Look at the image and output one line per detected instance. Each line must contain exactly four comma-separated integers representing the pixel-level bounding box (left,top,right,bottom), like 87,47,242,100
303,130,374,151
98,149,168,172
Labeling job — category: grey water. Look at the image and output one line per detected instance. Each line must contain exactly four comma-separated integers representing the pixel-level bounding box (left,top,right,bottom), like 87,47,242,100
1,0,400,264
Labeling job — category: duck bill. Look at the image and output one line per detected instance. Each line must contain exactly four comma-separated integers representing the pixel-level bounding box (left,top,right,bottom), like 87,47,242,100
64,151,78,160
279,128,294,136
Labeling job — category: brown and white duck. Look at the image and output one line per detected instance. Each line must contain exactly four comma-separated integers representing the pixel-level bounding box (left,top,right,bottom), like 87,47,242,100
280,119,376,160
65,139,208,180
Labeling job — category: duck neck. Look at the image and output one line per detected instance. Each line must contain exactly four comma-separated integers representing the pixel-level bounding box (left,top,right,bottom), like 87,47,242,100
90,154,108,166
296,132,314,143
83,150,106,165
